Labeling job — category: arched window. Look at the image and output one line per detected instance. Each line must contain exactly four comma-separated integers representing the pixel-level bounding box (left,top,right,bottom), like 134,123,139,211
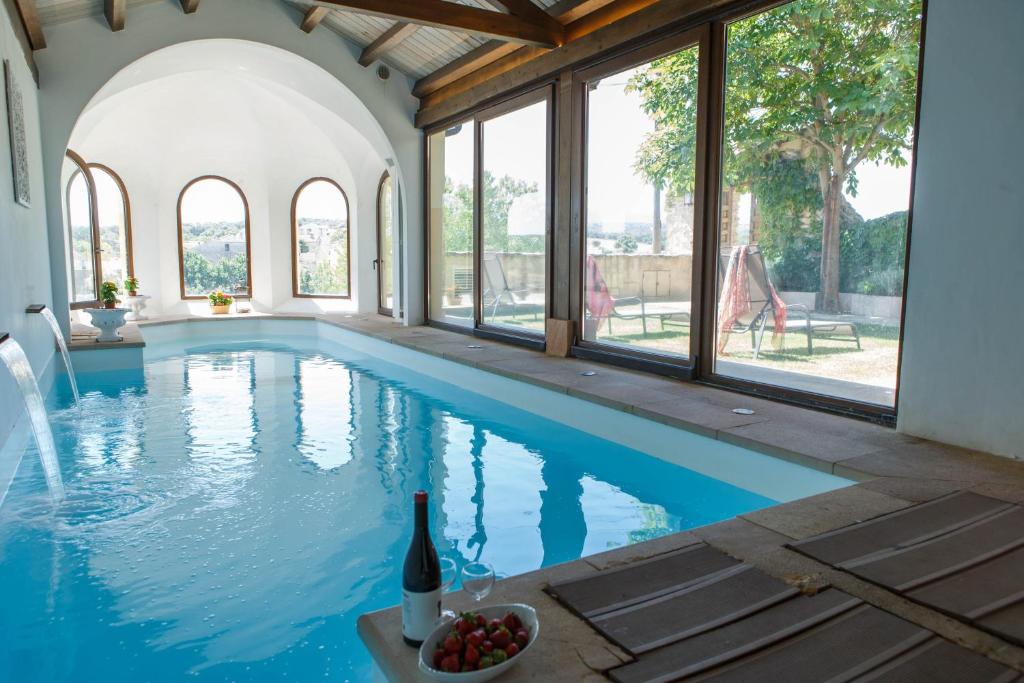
177,176,252,299
376,172,394,314
89,164,134,289
291,178,350,298
65,151,99,306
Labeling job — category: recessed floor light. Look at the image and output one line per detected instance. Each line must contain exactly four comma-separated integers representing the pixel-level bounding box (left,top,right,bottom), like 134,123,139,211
732,408,755,415
581,371,597,376
466,344,483,349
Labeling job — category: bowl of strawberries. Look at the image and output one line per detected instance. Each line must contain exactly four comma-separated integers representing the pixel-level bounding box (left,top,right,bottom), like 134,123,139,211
418,604,539,681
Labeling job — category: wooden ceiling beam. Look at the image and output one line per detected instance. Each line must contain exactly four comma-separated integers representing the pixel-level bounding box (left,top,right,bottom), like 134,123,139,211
105,0,126,31
412,0,616,98
11,0,45,50
179,0,199,14
300,5,329,32
310,0,565,48
486,0,563,35
358,21,419,66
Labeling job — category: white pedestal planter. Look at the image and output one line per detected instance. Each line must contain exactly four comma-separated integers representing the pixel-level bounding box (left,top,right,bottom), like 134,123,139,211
123,295,151,321
85,308,129,343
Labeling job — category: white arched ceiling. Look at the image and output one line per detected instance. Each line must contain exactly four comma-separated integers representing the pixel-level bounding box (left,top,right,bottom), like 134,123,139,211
64,39,404,317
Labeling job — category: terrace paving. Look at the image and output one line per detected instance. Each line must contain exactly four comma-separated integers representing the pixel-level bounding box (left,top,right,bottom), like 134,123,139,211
70,312,1024,680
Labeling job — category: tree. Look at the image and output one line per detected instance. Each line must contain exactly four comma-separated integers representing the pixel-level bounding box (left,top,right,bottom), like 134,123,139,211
631,0,921,311
442,172,541,254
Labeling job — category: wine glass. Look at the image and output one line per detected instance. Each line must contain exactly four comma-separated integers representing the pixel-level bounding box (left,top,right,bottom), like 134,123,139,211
461,562,495,602
438,557,458,621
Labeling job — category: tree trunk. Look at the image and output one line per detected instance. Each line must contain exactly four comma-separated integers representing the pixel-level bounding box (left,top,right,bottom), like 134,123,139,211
817,174,842,313
652,184,663,254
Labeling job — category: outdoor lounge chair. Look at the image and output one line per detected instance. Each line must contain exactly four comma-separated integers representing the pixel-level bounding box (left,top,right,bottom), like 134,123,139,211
719,245,861,359
585,258,690,337
482,253,541,321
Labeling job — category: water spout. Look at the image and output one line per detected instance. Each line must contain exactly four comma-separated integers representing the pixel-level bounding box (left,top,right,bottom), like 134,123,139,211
27,304,79,406
0,333,65,502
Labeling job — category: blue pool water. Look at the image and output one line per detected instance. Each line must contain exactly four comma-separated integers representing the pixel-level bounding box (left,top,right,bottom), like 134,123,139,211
0,330,833,681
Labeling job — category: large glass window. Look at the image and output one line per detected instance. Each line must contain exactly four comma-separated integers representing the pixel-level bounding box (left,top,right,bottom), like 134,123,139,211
377,173,394,313
177,177,252,299
292,178,351,298
704,0,922,407
428,120,475,327
90,164,133,290
480,97,549,334
66,161,97,305
582,42,700,360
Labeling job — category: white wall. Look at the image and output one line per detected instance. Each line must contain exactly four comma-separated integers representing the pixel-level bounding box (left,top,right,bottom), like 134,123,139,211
71,66,384,316
898,0,1024,459
35,0,425,332
0,10,55,445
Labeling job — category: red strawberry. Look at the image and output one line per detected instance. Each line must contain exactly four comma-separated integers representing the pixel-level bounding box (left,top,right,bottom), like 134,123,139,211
502,613,522,631
476,614,487,627
515,628,529,647
441,654,460,673
481,640,494,653
455,614,476,636
466,629,486,648
488,618,503,632
432,649,445,669
490,628,511,649
465,643,481,664
443,633,462,655
506,642,520,658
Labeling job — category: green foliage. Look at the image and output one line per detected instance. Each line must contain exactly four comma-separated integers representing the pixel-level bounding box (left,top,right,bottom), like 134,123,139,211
442,172,543,254
299,259,349,297
615,234,639,254
183,250,248,295
630,0,921,305
208,291,233,307
99,280,119,305
123,276,139,293
841,212,907,295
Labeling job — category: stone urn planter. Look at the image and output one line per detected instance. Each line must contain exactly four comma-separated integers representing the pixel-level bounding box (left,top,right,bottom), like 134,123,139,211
123,295,151,321
85,308,129,343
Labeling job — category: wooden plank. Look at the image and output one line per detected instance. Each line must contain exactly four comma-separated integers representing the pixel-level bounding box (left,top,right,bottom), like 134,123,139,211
301,5,329,32
790,492,1012,568
853,638,1020,683
593,564,798,654
311,0,565,47
547,543,738,618
104,0,126,31
420,44,548,108
358,22,420,66
415,0,735,128
487,0,564,35
684,604,930,683
412,0,615,98
610,590,861,683
11,0,45,50
179,0,199,13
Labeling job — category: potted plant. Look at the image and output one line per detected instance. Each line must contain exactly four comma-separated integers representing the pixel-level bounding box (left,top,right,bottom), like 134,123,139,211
208,291,233,314
100,281,119,309
124,276,139,297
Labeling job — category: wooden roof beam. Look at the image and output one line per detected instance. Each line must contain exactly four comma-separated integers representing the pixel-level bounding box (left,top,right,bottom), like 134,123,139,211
358,21,419,66
300,5,329,32
179,0,199,14
310,0,565,48
11,0,45,50
105,0,126,31
412,0,616,97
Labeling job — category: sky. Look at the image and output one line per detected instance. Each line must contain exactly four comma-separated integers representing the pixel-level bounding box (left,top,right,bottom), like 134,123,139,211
442,66,914,230
176,178,347,224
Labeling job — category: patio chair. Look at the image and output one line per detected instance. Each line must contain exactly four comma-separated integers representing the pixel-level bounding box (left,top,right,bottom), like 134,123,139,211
482,253,540,321
719,245,861,359
585,258,690,337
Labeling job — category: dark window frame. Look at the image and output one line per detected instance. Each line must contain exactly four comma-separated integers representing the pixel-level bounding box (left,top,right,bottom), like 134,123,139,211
290,176,353,300
376,171,394,315
177,175,254,301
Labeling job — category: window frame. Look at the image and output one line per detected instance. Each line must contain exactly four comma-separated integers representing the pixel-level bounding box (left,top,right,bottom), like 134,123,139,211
176,175,254,301
290,176,352,300
376,171,393,315
88,162,136,283
571,26,712,380
423,84,555,350
65,149,102,310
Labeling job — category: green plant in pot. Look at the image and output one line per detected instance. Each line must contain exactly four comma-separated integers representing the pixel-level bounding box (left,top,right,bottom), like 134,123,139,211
208,291,233,314
100,281,120,309
124,276,139,297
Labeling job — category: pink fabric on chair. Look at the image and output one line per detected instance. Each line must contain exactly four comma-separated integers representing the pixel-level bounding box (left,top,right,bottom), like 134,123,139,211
717,245,787,354
586,256,616,321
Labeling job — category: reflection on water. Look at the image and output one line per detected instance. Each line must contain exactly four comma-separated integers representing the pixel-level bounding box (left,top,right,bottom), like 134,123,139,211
0,343,774,682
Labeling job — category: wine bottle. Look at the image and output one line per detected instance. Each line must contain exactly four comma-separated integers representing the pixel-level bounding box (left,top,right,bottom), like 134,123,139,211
402,490,441,646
